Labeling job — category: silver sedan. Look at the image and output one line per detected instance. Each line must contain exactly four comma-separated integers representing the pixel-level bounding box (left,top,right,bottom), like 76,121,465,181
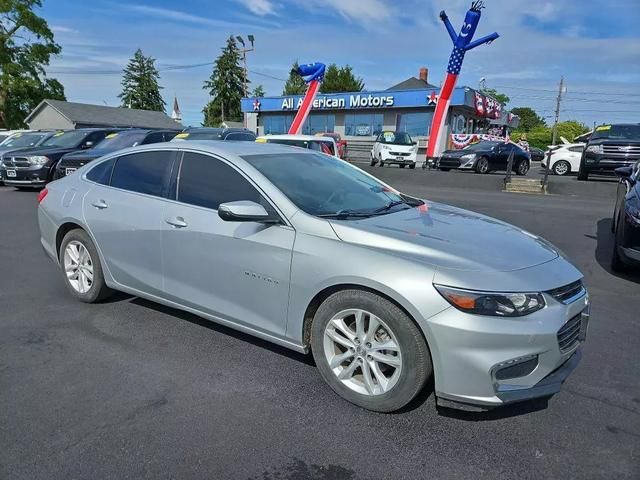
37,141,590,412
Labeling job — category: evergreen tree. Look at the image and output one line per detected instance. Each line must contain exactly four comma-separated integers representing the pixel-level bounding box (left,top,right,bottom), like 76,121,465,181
320,64,364,93
202,36,244,126
282,61,307,95
118,49,166,111
0,0,66,129
252,85,266,97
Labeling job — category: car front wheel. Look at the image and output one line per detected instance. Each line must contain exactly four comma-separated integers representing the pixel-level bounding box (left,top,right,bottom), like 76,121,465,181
59,229,113,303
475,157,490,174
515,160,530,176
552,160,570,176
311,289,432,412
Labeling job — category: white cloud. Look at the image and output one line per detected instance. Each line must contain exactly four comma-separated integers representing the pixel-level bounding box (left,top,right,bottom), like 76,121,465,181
236,0,276,16
305,0,390,22
51,25,77,33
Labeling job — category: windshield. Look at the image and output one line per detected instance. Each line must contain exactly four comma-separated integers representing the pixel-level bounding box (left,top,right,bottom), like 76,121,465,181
174,130,221,141
243,152,418,217
2,132,49,148
590,124,640,141
41,131,88,148
463,141,499,151
377,131,413,145
95,132,147,150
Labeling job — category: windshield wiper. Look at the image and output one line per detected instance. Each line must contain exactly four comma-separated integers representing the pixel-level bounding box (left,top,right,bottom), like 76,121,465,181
372,200,412,214
317,209,376,219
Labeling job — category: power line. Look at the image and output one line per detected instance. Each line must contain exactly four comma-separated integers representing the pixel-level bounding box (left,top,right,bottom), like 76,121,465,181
492,84,640,97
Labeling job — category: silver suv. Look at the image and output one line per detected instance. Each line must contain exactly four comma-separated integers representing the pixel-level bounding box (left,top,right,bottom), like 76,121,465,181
38,142,589,412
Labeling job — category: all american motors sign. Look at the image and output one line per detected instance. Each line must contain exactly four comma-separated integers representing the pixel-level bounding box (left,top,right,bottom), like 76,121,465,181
281,93,395,110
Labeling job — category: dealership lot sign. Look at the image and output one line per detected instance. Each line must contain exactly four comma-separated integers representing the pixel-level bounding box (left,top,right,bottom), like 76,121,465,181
281,94,395,110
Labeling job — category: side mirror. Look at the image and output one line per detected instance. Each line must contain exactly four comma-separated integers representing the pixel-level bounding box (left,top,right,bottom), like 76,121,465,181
82,141,94,149
412,141,417,146
615,166,633,179
218,200,279,223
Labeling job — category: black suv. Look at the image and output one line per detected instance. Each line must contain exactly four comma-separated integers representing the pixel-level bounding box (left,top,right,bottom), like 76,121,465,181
578,123,640,181
172,127,256,142
0,128,118,188
54,129,178,179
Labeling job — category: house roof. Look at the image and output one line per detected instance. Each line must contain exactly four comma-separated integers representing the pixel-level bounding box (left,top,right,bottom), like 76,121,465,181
25,99,182,129
387,77,438,91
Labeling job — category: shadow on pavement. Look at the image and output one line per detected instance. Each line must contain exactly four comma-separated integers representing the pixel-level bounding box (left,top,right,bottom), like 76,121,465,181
595,218,640,283
130,297,316,366
436,396,551,421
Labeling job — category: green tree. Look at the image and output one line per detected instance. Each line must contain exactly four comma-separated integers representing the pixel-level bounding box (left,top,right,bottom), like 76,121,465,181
320,64,364,93
511,107,546,131
556,120,589,143
202,36,244,126
0,0,66,129
480,87,510,105
118,49,165,111
511,121,589,149
282,61,306,95
252,84,266,97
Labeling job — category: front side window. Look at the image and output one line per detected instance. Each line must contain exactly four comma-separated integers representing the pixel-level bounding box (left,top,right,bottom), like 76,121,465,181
110,151,174,197
86,158,116,185
243,152,412,217
569,145,585,153
177,152,262,210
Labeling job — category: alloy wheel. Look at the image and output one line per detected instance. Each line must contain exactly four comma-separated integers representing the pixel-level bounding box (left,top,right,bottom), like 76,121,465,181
63,241,94,294
323,308,402,396
553,161,569,175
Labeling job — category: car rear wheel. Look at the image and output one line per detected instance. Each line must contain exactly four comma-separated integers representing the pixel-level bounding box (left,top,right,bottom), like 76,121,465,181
60,229,113,303
399,164,406,168
311,289,431,412
553,160,570,176
515,160,530,176
475,157,490,174
409,163,416,169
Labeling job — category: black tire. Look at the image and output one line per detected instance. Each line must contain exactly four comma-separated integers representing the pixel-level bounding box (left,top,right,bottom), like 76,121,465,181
475,157,489,174
379,161,385,167
409,163,416,169
439,168,451,172
577,166,589,181
370,155,377,167
552,160,571,176
515,160,530,176
611,242,628,273
399,164,406,168
311,289,432,412
59,229,114,303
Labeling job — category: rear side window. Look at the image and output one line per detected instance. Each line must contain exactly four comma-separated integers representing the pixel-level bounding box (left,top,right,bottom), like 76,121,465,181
177,152,262,210
224,132,256,141
569,146,584,153
86,158,115,185
143,132,166,144
111,151,174,197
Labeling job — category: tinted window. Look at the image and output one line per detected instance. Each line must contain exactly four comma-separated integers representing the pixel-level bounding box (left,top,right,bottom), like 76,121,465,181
224,132,256,141
86,158,115,185
143,132,166,144
178,152,261,210
111,151,174,197
569,145,585,153
95,131,146,149
42,130,89,148
86,131,111,146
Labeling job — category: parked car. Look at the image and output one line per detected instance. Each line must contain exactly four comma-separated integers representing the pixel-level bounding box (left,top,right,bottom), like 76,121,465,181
38,141,588,413
0,129,33,144
370,131,418,169
54,129,178,179
315,132,348,159
0,131,55,186
541,143,585,176
172,127,256,142
578,123,640,181
529,147,545,162
0,128,118,188
438,141,531,175
611,162,640,271
256,134,339,157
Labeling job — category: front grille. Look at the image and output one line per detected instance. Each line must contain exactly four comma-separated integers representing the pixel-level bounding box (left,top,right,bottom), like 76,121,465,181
547,280,584,304
59,158,88,168
3,156,30,168
389,151,411,157
557,313,582,353
438,157,461,168
603,145,640,156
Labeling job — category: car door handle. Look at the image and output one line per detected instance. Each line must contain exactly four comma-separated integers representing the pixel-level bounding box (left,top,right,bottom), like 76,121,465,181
165,216,188,228
91,200,108,209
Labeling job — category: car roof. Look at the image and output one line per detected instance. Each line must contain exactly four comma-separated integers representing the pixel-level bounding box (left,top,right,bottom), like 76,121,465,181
258,134,335,142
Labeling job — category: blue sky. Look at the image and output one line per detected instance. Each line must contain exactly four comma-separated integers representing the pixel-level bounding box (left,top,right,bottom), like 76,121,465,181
41,0,640,127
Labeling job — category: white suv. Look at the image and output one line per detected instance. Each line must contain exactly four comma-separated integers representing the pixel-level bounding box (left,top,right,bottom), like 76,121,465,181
542,143,585,176
370,131,418,169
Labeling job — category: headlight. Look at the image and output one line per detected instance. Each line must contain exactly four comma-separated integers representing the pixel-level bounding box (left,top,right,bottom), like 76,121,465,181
585,144,603,154
381,145,391,150
434,285,545,317
27,155,49,166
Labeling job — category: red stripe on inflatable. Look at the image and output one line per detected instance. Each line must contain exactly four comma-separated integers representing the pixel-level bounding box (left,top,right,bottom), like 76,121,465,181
426,73,458,158
288,80,321,134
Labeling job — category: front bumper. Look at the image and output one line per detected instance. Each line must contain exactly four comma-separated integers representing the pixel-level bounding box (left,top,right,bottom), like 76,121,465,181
1,165,51,186
424,283,589,410
438,155,476,170
380,150,417,165
582,152,639,173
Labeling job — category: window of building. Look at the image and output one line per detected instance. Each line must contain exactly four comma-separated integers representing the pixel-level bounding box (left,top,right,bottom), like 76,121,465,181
303,114,335,135
345,113,383,137
396,112,433,137
110,151,174,197
177,152,262,210
263,115,294,135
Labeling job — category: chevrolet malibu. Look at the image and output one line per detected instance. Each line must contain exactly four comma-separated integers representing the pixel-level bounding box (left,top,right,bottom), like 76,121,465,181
38,142,589,412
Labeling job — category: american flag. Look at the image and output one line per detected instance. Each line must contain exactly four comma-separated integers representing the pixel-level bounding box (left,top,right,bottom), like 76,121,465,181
447,47,466,75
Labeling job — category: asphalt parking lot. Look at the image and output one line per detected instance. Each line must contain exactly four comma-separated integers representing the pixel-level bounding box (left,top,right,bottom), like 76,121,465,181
1,169,639,480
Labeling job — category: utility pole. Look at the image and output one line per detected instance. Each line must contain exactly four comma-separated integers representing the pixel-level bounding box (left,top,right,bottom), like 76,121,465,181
542,76,565,190
236,35,254,127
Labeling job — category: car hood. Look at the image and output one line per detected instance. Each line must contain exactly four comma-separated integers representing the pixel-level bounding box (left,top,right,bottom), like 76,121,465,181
14,146,81,157
441,149,487,158
0,145,39,156
329,202,559,272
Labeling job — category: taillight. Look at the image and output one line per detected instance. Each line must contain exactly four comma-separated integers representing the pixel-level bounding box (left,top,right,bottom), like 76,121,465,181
37,187,49,204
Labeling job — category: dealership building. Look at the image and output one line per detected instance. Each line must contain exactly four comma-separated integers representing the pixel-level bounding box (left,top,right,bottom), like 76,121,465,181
242,68,517,142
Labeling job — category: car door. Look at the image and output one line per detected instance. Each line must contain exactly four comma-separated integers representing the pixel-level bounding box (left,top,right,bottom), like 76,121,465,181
161,151,295,336
492,143,511,170
83,150,176,297
568,145,584,171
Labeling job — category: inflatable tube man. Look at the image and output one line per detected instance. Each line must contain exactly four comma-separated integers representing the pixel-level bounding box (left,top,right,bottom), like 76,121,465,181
288,62,326,135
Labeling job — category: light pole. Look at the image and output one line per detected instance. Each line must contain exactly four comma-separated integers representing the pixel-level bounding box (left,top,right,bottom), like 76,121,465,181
236,35,254,98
